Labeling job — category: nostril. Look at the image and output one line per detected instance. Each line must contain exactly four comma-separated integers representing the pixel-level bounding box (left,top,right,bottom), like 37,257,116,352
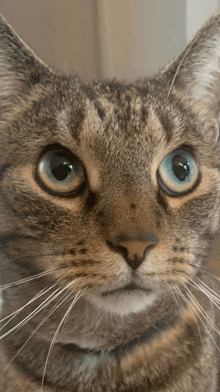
126,254,145,271
111,233,130,247
107,233,157,271
125,243,155,270
106,239,128,258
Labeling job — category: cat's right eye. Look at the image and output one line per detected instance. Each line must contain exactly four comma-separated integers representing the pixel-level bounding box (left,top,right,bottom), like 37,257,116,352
36,145,85,196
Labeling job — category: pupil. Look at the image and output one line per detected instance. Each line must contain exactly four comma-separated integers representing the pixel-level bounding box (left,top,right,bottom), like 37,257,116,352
51,156,73,181
172,154,190,182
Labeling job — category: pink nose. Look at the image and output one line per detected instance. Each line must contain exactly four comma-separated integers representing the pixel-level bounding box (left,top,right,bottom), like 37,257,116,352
109,233,157,270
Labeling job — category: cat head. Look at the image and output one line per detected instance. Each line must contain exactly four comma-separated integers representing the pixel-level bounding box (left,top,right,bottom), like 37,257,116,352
0,12,220,318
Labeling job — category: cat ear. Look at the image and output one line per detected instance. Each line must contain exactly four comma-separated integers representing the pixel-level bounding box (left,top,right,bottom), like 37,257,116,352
0,14,51,114
162,10,220,142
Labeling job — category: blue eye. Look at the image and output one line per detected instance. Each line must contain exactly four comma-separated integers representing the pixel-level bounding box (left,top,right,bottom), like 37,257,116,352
157,149,199,196
37,146,85,196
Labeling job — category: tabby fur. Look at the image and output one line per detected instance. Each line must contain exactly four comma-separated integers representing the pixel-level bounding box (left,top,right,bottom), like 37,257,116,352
0,10,220,392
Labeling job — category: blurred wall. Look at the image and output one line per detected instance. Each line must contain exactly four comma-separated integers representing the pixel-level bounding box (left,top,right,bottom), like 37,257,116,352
0,0,100,81
0,0,186,80
98,0,185,80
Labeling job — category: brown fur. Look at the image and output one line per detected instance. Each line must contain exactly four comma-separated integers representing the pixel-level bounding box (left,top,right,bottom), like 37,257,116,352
0,11,220,392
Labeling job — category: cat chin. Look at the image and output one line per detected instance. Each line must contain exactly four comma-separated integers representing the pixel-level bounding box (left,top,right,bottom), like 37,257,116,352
87,291,157,315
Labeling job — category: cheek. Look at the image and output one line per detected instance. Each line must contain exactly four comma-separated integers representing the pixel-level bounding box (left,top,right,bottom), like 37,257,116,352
177,193,219,235
162,165,220,235
1,165,86,235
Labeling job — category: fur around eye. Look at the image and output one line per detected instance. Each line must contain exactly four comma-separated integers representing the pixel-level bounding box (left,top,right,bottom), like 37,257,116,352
157,149,200,196
36,145,85,196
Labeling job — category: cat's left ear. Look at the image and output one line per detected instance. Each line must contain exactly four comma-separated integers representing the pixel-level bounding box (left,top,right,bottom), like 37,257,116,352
0,14,51,114
162,9,220,143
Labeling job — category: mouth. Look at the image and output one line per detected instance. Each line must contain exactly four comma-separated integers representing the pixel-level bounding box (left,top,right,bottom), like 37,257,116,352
101,282,152,296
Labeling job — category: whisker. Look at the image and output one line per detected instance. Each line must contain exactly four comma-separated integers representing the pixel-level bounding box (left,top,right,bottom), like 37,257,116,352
0,286,61,339
0,285,56,328
59,295,77,338
168,284,184,318
1,287,78,376
190,252,208,258
0,268,59,290
0,253,66,267
184,285,220,335
175,285,220,353
187,282,220,319
41,288,87,391
187,279,220,309
191,276,220,300
173,284,204,350
0,278,83,339
192,265,220,281
189,246,210,251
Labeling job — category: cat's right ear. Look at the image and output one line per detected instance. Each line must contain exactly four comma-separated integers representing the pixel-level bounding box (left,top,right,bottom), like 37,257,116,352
162,9,220,143
0,14,51,114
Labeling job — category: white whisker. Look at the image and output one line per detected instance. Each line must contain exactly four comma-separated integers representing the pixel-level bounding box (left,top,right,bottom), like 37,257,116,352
1,288,78,375
168,285,184,318
0,286,61,339
193,276,220,299
41,288,87,392
0,278,83,339
184,285,220,336
0,285,56,328
173,285,204,350
188,279,220,309
0,268,58,290
175,285,220,354
193,265,220,281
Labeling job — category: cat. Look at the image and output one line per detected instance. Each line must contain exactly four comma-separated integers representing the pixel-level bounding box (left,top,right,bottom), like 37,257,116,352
0,8,220,392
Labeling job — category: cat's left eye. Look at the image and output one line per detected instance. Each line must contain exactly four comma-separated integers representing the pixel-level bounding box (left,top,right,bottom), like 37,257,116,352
157,148,200,196
36,145,85,196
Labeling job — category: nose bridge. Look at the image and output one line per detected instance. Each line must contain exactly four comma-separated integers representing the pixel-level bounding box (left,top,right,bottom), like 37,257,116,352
108,192,158,235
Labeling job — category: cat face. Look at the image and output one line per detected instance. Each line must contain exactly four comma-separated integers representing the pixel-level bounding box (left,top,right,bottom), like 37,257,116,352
1,12,220,392
0,12,220,321
0,77,219,318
